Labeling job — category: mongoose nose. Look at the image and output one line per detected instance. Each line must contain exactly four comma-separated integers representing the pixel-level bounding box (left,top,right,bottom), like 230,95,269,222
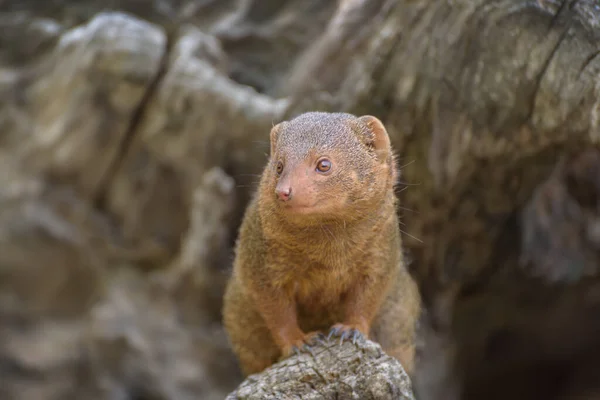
276,187,292,201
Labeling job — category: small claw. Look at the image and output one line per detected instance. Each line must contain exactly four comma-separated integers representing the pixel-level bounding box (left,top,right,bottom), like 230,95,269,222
305,332,327,347
351,329,363,344
302,343,316,358
305,333,322,346
327,326,341,340
292,345,301,357
339,328,353,346
327,325,367,346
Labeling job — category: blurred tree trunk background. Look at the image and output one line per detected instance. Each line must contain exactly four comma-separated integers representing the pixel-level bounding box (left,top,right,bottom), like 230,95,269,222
1,0,600,399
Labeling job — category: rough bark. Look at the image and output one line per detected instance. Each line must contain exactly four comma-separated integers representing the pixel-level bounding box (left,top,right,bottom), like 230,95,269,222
226,338,415,400
1,0,600,399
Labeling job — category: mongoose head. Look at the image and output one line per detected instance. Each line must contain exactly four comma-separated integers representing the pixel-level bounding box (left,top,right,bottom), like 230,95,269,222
261,112,397,223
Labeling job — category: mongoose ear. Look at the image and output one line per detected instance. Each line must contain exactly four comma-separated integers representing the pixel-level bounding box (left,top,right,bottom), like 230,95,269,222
269,122,283,157
358,115,391,163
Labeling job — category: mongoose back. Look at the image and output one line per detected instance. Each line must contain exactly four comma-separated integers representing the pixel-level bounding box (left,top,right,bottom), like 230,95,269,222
223,111,421,376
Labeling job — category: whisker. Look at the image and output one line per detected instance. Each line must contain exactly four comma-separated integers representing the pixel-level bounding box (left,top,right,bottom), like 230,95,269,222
235,182,261,188
399,229,423,243
252,141,269,149
397,181,421,186
398,159,416,169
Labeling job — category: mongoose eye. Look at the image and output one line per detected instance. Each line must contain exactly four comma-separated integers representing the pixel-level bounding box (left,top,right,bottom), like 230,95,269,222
316,159,332,173
276,161,284,175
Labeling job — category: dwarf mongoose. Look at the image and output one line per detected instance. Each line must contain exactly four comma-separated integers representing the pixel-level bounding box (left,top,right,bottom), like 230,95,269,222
223,111,421,376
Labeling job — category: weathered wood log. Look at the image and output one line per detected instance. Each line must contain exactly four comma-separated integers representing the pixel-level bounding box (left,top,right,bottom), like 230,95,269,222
226,337,415,400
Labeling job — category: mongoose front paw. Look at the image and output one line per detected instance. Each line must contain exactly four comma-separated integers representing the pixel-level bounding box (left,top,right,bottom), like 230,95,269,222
327,323,368,345
280,331,325,359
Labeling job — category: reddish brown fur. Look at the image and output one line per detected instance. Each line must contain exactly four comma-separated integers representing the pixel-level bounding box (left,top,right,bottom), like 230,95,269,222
223,112,421,376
